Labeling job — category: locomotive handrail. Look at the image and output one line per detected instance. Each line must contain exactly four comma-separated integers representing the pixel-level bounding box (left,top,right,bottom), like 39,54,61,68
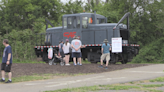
45,19,55,30
113,12,130,30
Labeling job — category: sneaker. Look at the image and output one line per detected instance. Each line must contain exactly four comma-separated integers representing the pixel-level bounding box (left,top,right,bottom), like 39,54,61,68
77,62,80,65
5,80,12,83
74,63,77,66
65,64,70,66
79,64,82,66
98,65,103,68
105,67,108,69
0,79,5,82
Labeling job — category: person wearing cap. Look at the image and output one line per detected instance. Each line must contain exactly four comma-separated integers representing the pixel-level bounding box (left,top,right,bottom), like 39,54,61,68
58,40,64,58
71,35,82,66
63,39,71,66
99,39,111,69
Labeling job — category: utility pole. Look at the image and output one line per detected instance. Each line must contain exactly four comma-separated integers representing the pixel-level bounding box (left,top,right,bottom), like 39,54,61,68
106,0,109,3
96,0,99,5
87,0,90,3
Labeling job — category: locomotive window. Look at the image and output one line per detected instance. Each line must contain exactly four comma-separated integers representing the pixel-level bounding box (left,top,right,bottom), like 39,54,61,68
97,19,99,24
63,17,67,29
45,35,47,42
100,19,105,24
97,18,105,24
48,34,50,42
82,17,88,29
67,17,72,29
72,17,76,29
77,17,80,28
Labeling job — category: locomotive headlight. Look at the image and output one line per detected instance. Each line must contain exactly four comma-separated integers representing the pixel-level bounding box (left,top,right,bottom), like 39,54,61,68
122,24,126,28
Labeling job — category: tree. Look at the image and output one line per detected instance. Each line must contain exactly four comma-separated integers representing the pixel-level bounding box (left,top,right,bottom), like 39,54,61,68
64,0,83,14
0,0,63,35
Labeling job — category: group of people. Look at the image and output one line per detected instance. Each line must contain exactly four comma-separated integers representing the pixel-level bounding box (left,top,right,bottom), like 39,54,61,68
58,35,84,66
0,37,111,84
58,35,111,69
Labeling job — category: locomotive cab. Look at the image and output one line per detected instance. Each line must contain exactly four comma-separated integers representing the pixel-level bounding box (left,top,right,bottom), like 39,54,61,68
62,12,107,29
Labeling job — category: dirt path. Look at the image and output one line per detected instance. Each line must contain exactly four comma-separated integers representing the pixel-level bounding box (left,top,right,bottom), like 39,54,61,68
1,63,149,77
0,64,164,92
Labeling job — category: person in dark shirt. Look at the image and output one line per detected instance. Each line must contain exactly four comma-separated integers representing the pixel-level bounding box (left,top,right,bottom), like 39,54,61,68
0,39,12,83
58,40,64,58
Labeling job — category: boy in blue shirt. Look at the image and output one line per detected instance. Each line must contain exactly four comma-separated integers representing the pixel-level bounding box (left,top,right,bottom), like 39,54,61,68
0,39,12,83
99,39,111,69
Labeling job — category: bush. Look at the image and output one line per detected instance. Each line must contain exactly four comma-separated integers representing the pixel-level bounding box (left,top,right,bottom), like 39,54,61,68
0,29,37,61
132,38,164,63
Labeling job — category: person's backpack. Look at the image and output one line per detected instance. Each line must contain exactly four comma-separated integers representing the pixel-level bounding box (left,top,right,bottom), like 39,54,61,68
48,47,53,59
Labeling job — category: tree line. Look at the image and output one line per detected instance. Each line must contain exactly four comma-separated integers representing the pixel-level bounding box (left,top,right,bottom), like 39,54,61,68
0,0,163,62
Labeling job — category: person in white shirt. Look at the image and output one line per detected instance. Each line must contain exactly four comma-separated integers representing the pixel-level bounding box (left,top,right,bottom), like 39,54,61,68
63,39,71,66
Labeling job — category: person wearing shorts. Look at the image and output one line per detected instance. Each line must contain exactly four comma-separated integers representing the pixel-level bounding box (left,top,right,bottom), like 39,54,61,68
99,39,111,69
63,39,71,66
0,39,12,83
71,35,82,66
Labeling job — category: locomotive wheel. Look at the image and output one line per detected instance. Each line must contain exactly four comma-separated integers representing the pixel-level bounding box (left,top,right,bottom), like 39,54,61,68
110,54,118,64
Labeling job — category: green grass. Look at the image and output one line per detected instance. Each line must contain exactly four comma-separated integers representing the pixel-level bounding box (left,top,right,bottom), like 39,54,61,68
44,76,164,92
12,74,52,82
45,84,164,92
45,84,141,92
150,77,164,82
0,74,52,83
0,58,45,64
129,81,135,84
0,73,90,83
146,89,163,92
141,84,164,88
45,86,100,92
109,85,139,90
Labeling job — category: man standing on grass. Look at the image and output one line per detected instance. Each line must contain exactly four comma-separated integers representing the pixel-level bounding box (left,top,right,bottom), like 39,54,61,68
71,35,82,66
0,39,12,83
99,39,111,69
